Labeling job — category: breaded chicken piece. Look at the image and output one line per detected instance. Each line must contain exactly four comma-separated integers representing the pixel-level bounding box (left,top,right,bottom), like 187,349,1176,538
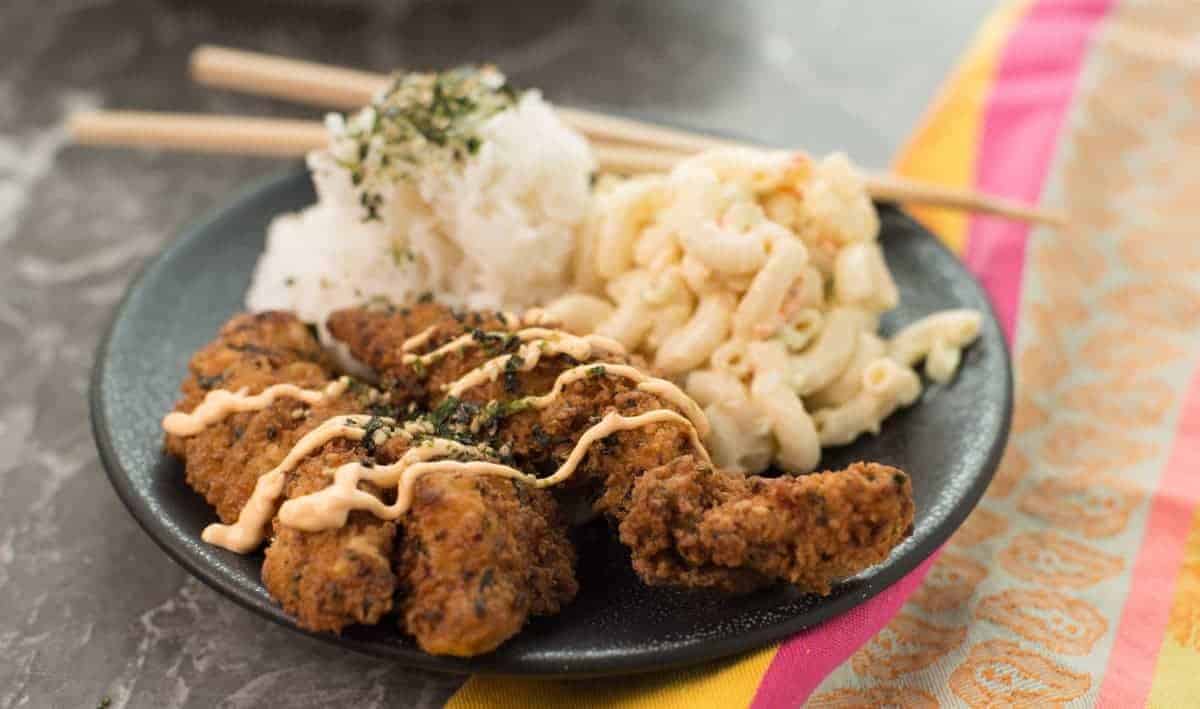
261,436,399,633
329,301,915,596
261,425,576,646
165,312,394,632
165,311,358,522
398,472,577,656
328,300,512,409
169,310,578,649
620,458,915,594
326,303,699,517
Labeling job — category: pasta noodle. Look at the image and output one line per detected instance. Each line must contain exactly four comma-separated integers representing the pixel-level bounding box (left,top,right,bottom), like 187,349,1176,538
889,308,982,378
813,358,922,446
733,237,809,339
709,339,754,379
777,308,824,352
685,369,751,409
542,293,614,335
748,341,820,473
833,243,899,310
703,402,775,474
654,291,736,375
807,331,887,409
550,147,982,473
788,306,873,395
594,177,663,279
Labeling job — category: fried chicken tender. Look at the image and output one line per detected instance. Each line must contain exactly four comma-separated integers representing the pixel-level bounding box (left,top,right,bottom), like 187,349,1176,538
329,301,915,597
397,472,577,656
261,435,399,633
260,429,576,647
168,309,579,650
166,312,394,632
165,311,353,523
326,303,699,517
328,301,512,409
620,458,915,594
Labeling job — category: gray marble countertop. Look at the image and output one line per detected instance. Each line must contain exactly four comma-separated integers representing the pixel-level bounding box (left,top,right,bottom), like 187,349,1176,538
0,1,994,706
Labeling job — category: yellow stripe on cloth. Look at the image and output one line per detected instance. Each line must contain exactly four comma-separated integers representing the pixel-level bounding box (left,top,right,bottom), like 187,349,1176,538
1149,507,1200,707
447,647,776,709
893,0,1035,253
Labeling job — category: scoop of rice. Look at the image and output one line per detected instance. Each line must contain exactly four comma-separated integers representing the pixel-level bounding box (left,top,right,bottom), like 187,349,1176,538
246,87,595,334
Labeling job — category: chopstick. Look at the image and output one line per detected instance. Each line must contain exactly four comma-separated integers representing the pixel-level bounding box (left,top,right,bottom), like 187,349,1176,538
67,110,707,173
190,46,746,154
71,106,1065,229
189,46,1065,227
69,111,327,157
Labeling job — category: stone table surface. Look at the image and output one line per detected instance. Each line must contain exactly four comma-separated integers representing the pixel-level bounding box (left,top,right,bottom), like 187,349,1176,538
0,1,996,706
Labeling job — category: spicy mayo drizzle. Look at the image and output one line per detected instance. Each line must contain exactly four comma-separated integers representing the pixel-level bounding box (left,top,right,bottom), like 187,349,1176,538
162,377,351,437
167,323,711,554
403,327,624,368
276,410,708,533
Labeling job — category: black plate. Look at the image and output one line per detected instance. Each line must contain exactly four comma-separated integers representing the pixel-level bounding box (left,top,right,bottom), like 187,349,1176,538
90,169,1012,677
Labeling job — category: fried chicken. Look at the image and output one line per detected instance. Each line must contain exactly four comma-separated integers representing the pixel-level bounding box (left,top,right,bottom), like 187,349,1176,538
327,301,915,596
168,310,577,650
397,472,577,656
327,302,699,517
620,457,915,594
165,312,396,632
168,301,914,653
259,422,576,648
164,311,360,523
261,436,399,633
327,300,512,410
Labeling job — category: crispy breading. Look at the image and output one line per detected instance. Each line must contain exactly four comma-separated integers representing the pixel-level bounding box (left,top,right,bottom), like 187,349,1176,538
261,430,576,646
172,304,914,649
620,458,915,594
397,472,577,656
327,301,512,409
165,312,357,523
329,301,915,596
169,310,577,647
326,304,699,517
261,437,399,633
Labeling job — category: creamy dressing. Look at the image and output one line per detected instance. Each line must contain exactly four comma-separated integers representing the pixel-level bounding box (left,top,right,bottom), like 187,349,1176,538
167,324,711,554
275,409,709,534
162,377,351,437
512,362,709,438
400,325,439,353
199,414,396,552
403,327,624,367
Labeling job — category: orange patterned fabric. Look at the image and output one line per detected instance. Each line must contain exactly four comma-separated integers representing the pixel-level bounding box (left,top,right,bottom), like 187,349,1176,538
812,1,1200,706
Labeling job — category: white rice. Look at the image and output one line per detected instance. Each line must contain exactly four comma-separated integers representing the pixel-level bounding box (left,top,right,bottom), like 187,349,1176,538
245,91,595,335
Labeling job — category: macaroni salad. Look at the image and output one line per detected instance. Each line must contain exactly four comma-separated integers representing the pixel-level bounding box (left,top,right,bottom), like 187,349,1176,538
544,148,982,474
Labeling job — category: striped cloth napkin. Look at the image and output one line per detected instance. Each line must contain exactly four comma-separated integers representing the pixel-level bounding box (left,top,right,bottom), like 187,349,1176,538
451,0,1200,704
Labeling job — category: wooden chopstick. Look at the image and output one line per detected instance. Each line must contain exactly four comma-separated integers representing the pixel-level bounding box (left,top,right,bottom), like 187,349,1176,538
191,46,385,112
190,46,744,153
864,176,1064,227
189,45,1065,227
68,111,693,176
69,111,326,157
71,104,1066,229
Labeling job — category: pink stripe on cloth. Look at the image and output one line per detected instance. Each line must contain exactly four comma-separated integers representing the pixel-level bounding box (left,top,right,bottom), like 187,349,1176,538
1098,360,1200,707
965,0,1115,340
750,3,1113,705
749,553,939,708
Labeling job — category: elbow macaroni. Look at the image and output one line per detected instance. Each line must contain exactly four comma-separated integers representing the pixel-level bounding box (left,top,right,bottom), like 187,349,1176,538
813,359,922,446
552,148,982,473
889,308,982,382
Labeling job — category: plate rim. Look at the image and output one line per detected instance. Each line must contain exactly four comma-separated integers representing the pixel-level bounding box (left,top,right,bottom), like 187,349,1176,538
90,167,1013,677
